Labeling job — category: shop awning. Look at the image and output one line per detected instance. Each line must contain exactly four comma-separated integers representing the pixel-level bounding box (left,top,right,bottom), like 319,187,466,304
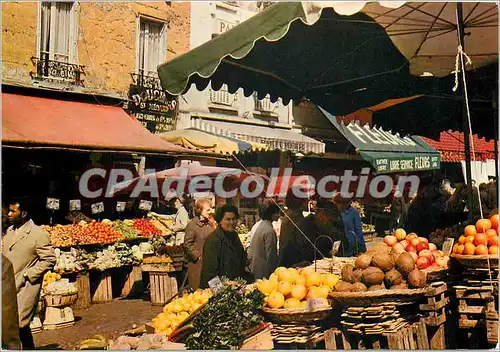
319,106,441,174
421,131,495,163
191,118,325,154
1,93,207,155
158,128,268,155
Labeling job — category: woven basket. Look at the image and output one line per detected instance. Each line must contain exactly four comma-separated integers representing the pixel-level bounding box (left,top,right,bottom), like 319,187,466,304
44,293,78,307
451,254,499,268
261,306,332,323
328,287,430,306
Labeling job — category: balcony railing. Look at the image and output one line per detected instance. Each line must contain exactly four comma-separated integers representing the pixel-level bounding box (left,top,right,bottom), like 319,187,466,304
131,71,163,90
31,57,85,85
210,86,236,107
254,93,277,113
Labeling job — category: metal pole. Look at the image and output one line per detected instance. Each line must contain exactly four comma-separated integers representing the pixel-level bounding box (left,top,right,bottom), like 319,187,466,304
457,3,474,221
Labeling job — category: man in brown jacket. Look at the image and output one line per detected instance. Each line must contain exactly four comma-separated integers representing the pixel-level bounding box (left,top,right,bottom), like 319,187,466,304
4,197,56,349
2,255,21,350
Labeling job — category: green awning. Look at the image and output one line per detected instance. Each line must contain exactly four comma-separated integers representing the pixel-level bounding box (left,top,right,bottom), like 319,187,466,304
157,2,415,116
318,106,441,174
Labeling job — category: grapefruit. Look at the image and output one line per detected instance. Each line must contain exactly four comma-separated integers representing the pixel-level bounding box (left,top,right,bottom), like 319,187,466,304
476,219,492,232
305,272,322,288
489,246,499,255
290,285,307,301
464,243,476,255
278,281,293,296
284,298,301,309
267,292,285,309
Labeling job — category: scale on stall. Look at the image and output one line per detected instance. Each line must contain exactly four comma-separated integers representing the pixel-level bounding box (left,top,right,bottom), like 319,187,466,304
42,279,79,330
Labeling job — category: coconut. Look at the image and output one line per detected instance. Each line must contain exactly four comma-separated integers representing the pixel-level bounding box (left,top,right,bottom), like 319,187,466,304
384,269,403,287
367,243,392,255
355,254,372,269
341,264,355,283
391,281,408,290
334,281,353,292
408,269,427,288
371,252,395,272
351,282,368,292
396,252,415,275
362,267,385,286
368,284,386,291
352,269,364,283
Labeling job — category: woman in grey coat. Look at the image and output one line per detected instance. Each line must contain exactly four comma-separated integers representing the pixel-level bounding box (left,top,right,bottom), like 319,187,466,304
248,201,280,280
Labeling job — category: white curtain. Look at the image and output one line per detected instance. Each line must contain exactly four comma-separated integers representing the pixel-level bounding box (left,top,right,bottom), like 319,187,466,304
40,2,71,62
139,20,164,76
461,160,492,186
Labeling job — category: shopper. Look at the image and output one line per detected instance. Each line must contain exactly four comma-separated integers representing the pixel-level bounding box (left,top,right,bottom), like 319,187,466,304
167,197,190,232
335,194,366,257
183,199,216,290
248,201,280,279
199,204,253,288
4,197,56,349
2,255,21,350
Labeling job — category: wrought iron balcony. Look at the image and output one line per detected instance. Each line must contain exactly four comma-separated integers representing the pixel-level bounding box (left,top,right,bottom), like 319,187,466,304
31,57,85,85
254,93,277,113
130,71,163,90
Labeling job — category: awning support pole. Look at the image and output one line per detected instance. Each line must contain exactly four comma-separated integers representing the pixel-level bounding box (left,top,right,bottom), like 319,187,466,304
457,3,474,221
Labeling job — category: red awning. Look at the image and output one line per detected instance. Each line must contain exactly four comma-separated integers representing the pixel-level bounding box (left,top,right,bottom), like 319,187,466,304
421,130,495,162
1,93,193,154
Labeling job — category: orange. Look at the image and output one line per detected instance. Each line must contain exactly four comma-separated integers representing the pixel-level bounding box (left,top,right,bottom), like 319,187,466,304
267,292,285,309
453,244,464,254
284,298,301,309
277,269,295,283
476,219,492,233
295,275,307,286
290,285,307,301
474,244,489,255
305,272,322,288
464,243,476,255
278,281,293,297
490,214,499,230
474,233,488,246
321,273,340,289
486,229,498,237
464,225,477,237
258,279,277,295
465,235,475,244
300,266,315,277
458,236,467,245
488,245,499,255
488,235,499,247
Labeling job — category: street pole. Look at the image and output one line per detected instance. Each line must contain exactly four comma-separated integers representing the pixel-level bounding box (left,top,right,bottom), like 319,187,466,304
457,3,474,221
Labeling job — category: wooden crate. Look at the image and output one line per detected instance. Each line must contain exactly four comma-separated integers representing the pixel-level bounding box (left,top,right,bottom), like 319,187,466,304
324,321,429,350
149,272,178,306
121,266,143,298
62,272,91,310
420,282,449,349
90,270,113,303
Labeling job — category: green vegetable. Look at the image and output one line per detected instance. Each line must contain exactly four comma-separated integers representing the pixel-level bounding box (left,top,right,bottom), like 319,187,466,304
185,280,265,350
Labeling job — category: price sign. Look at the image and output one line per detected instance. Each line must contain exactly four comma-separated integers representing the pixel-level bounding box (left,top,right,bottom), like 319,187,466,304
139,200,153,211
69,199,81,211
332,241,341,255
116,202,126,212
442,238,455,256
46,198,60,210
91,202,104,214
307,298,327,312
208,276,223,295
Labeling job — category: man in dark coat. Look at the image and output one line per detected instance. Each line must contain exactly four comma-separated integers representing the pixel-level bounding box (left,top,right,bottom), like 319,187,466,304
199,205,253,288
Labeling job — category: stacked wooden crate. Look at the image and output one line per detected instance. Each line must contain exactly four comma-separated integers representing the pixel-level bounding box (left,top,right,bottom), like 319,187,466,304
420,282,449,349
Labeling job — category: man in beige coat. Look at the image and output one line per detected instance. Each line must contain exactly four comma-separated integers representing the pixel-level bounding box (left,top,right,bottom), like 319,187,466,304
4,198,56,349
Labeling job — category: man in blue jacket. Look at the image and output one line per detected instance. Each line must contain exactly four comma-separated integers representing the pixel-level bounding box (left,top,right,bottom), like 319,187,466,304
335,195,366,257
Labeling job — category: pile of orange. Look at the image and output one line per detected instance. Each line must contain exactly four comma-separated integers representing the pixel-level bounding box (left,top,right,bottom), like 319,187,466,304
453,214,499,256
257,266,339,309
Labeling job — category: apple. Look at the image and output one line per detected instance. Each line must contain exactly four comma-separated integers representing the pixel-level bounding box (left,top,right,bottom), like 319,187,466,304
394,229,407,241
428,243,437,251
419,250,435,263
416,242,430,252
411,238,420,247
384,235,398,247
409,252,418,262
416,257,431,270
407,233,418,240
443,255,450,266
429,263,441,270
418,237,429,243
431,250,442,261
405,244,417,253
435,256,447,267
392,243,405,254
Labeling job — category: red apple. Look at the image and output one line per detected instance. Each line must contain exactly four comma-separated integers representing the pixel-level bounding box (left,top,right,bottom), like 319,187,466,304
428,243,437,251
435,256,447,267
411,238,420,247
419,250,435,263
407,233,418,240
418,237,429,243
394,229,407,241
384,235,398,247
409,252,418,262
392,243,405,254
431,250,442,261
416,257,431,270
429,263,441,270
416,242,430,252
405,244,417,253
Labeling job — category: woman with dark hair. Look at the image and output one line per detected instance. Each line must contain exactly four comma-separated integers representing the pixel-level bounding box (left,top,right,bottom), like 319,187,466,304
167,197,189,232
248,201,280,279
182,199,216,290
199,204,254,288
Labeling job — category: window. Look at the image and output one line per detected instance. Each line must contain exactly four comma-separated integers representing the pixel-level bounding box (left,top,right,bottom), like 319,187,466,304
254,93,278,113
137,17,166,77
39,2,77,63
209,84,236,107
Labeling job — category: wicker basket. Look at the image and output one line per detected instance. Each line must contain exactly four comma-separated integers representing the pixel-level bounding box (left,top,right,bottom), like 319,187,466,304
44,292,78,307
261,306,332,323
328,287,430,306
451,254,499,268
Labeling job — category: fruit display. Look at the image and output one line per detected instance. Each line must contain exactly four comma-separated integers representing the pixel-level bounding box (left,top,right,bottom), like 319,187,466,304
133,219,161,238
383,229,450,271
42,271,62,290
42,225,76,247
44,278,78,295
332,243,428,292
54,247,91,273
453,214,499,256
304,257,356,276
149,219,173,237
183,282,265,350
113,220,139,240
430,222,465,247
151,289,212,335
108,334,180,350
257,266,339,309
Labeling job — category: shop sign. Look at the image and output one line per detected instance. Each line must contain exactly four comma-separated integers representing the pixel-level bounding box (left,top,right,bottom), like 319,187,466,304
208,276,224,295
46,198,60,210
442,238,455,256
374,155,440,173
69,199,81,211
124,73,178,134
215,19,236,35
91,202,105,214
116,202,126,212
307,298,325,312
139,200,153,212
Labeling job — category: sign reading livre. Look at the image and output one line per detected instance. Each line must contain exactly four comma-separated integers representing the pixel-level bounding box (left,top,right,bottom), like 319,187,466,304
368,154,441,173
124,73,178,134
